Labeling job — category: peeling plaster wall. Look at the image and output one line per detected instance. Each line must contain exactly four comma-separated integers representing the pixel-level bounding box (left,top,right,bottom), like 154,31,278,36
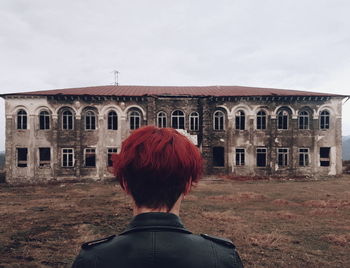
3,95,344,184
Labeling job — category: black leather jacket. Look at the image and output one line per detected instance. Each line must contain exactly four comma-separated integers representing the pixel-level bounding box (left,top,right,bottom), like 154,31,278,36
72,212,243,268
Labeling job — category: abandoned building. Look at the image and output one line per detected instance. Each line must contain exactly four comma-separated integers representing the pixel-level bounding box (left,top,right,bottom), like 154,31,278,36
0,85,347,184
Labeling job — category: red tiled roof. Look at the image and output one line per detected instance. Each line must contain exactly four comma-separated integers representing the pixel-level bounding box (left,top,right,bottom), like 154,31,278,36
1,85,346,97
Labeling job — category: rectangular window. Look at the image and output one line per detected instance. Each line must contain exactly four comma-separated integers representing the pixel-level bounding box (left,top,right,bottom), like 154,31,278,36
107,148,118,167
84,148,96,167
277,148,289,167
256,148,267,167
62,148,74,167
213,147,225,167
299,148,309,166
320,147,330,166
17,148,28,167
235,148,245,166
39,147,51,167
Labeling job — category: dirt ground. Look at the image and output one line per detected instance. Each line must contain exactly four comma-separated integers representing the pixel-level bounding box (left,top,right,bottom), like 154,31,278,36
1,175,350,268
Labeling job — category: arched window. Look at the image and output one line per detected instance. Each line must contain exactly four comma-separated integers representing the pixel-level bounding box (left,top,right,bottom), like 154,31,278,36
235,110,245,130
17,109,27,129
256,110,266,130
157,112,167,128
320,110,330,129
277,110,289,130
85,111,96,130
171,110,185,129
189,112,199,131
129,110,141,130
107,111,118,130
62,110,73,130
39,110,50,130
213,111,225,130
298,111,309,129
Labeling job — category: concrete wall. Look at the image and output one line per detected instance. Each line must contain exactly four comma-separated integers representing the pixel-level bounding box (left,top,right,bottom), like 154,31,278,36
3,95,344,184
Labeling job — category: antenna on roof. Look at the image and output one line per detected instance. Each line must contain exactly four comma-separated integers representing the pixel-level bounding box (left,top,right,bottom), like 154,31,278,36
112,70,119,86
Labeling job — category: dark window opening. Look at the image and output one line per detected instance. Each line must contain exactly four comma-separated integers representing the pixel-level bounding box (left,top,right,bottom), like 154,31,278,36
235,110,245,130
157,112,167,128
107,148,118,167
17,148,28,167
320,110,330,130
277,148,289,167
85,111,96,130
257,111,266,130
299,148,309,166
62,110,73,130
85,148,96,167
277,110,288,130
256,148,267,167
107,111,118,130
298,111,309,129
213,111,224,130
189,112,199,131
39,147,51,166
235,148,245,166
171,110,185,129
129,111,141,130
320,147,330,166
213,147,225,167
62,148,74,167
17,110,27,129
39,111,50,130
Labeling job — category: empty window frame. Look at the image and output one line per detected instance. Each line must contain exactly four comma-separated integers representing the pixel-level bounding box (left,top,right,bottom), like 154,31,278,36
213,147,225,167
256,110,266,130
256,148,267,167
85,111,96,130
189,112,199,131
157,112,167,128
84,148,96,167
129,111,141,130
39,110,50,130
320,147,330,166
62,110,74,130
39,147,51,166
213,111,225,130
107,148,118,167
299,148,309,166
17,109,27,129
17,148,28,167
235,148,245,166
235,110,245,130
298,111,309,130
277,148,289,167
171,110,185,129
62,148,74,167
107,111,118,130
320,110,330,130
277,110,289,130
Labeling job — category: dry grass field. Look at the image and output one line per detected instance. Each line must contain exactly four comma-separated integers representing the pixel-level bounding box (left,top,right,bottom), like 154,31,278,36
1,175,350,268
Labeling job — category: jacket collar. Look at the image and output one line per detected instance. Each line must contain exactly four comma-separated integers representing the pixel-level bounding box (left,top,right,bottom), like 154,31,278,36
120,212,192,235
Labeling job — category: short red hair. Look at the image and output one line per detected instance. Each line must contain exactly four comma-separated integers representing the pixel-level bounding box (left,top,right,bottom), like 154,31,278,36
113,126,203,210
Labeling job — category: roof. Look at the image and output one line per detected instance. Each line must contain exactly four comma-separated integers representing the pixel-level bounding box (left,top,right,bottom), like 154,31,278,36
0,85,347,97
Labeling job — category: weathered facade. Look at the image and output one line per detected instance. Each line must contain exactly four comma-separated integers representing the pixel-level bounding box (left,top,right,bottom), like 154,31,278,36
0,85,346,184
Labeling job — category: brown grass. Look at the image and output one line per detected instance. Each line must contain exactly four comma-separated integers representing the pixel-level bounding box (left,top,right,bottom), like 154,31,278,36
1,175,350,267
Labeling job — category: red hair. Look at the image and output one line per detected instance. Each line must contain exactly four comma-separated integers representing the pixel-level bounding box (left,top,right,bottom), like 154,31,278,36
113,126,203,210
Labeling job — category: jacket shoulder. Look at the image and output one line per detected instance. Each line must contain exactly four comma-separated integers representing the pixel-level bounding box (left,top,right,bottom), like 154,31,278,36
81,235,116,250
200,233,236,248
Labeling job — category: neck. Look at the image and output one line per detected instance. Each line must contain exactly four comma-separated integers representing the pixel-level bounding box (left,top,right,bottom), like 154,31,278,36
133,195,183,216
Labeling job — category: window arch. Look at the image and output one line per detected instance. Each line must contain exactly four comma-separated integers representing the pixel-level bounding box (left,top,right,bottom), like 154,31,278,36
277,110,289,130
256,110,266,130
107,111,118,130
62,110,74,130
189,112,199,131
171,110,185,129
39,110,50,130
129,110,141,130
157,112,167,128
298,111,309,129
235,110,245,130
85,110,96,130
320,110,330,129
17,109,27,129
213,111,225,130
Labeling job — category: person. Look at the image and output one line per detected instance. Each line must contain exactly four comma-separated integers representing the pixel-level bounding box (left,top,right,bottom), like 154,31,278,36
72,126,243,268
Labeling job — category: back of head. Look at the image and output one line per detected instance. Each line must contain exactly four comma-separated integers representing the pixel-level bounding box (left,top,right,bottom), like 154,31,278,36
113,126,203,211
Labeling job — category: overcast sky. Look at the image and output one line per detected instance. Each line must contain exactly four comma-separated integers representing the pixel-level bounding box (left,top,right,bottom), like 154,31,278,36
1,0,350,151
